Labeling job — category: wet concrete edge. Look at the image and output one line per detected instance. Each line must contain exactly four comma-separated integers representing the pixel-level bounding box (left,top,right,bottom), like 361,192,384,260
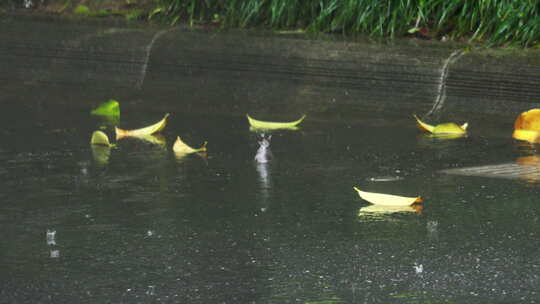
2,15,540,120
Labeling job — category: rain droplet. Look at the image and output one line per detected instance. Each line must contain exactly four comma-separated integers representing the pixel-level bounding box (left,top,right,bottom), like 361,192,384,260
414,263,423,274
46,229,56,246
50,249,60,258
146,285,155,296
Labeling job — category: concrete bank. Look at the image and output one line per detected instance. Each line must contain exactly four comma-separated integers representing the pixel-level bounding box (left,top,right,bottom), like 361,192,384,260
2,15,540,119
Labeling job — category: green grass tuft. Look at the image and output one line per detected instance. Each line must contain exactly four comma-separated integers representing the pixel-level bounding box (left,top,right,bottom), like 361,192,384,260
73,4,91,15
151,0,540,47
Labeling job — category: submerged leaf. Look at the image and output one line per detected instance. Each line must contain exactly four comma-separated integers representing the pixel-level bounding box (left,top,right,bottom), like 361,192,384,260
247,114,306,130
91,99,120,117
413,114,467,135
512,109,540,143
173,136,207,156
90,130,113,146
115,113,169,139
353,187,423,206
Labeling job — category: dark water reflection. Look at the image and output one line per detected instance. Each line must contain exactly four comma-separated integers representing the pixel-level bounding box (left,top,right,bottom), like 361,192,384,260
1,102,540,303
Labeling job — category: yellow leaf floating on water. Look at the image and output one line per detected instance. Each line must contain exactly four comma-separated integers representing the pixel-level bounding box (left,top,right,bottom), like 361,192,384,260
173,136,207,156
413,114,467,135
512,109,540,143
353,187,423,206
90,130,113,146
90,131,112,165
247,114,306,130
115,113,169,139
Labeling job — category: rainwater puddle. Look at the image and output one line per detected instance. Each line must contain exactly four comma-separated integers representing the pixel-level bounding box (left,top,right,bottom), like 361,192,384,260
2,18,540,303
1,101,539,304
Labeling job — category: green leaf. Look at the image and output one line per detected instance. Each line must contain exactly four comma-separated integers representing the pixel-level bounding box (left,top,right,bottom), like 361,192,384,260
91,99,120,118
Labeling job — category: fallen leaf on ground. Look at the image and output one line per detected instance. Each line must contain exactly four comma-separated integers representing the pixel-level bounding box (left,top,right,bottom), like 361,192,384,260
512,109,540,143
247,114,306,130
353,187,423,206
115,113,169,139
413,114,467,135
173,136,207,156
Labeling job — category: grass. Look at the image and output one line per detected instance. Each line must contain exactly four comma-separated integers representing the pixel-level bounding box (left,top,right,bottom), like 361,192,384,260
150,0,540,47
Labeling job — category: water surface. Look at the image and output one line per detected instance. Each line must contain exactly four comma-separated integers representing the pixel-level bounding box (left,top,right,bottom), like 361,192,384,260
1,93,540,303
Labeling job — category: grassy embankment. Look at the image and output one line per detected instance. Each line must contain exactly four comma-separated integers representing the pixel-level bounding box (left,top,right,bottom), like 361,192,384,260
150,0,540,47
3,0,540,47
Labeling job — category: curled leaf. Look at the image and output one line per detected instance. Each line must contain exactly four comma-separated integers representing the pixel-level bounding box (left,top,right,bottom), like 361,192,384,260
115,113,169,139
413,114,467,135
90,130,112,165
173,136,207,156
353,187,423,206
247,114,306,130
512,109,540,143
90,130,113,146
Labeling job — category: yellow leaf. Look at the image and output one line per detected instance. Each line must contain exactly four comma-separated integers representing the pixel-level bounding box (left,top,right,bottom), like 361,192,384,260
512,109,540,143
353,187,423,206
512,129,540,143
115,113,169,139
413,114,467,135
173,136,207,156
90,130,112,146
247,114,306,130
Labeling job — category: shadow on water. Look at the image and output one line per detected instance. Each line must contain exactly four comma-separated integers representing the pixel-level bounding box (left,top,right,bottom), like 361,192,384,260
2,18,540,304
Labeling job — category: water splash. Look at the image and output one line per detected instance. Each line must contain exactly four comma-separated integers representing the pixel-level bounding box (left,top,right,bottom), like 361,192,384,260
414,263,424,274
254,134,272,164
255,133,273,212
146,285,156,296
136,29,171,89
427,220,439,241
46,229,56,246
50,249,60,258
426,50,465,116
